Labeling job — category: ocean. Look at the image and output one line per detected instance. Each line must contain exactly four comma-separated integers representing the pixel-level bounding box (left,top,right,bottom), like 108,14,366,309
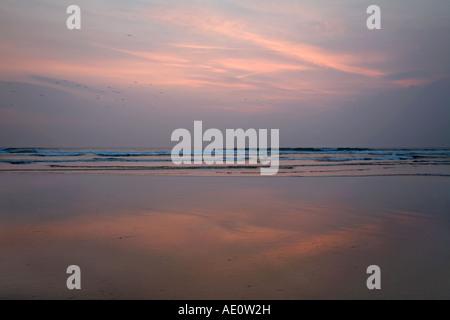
1,147,449,176
1,147,450,299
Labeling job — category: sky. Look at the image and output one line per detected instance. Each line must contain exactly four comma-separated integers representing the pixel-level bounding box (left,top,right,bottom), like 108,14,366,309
0,0,449,148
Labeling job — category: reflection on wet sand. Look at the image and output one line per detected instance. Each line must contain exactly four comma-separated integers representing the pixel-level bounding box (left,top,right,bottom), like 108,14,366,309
0,175,449,299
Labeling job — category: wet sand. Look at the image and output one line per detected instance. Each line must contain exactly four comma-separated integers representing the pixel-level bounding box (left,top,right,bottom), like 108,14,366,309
0,175,449,299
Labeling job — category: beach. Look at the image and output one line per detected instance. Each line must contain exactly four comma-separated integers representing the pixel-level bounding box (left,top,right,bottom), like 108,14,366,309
2,0,450,303
1,174,449,299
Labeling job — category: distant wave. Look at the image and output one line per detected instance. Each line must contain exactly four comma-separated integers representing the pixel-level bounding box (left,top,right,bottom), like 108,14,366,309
278,148,450,156
1,147,449,176
2,147,450,156
0,148,171,157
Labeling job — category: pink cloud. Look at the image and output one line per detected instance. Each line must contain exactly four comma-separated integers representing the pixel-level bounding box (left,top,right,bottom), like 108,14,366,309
149,9,385,78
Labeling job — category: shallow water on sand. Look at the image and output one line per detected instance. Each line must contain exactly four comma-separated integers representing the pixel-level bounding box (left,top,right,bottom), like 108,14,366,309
0,175,449,299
